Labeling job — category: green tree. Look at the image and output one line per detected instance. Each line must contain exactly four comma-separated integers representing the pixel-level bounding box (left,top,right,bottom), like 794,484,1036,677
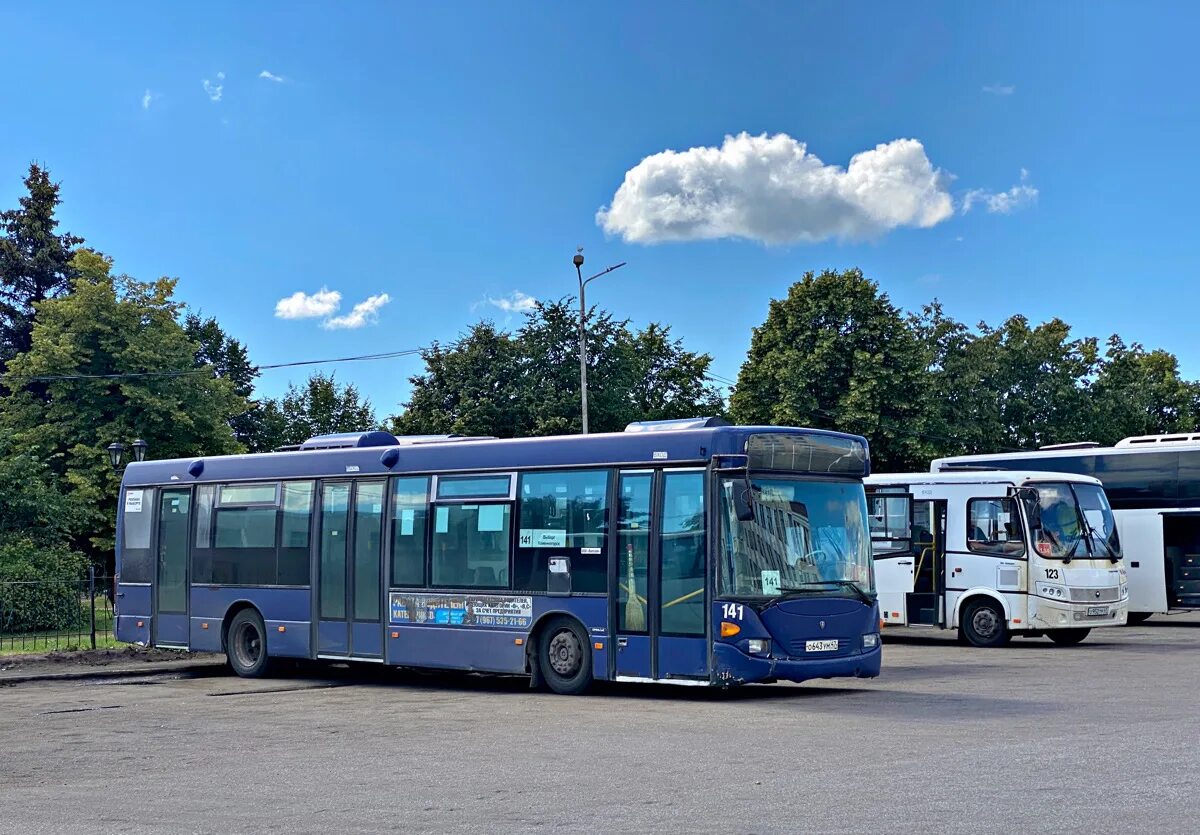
183,312,278,451
390,299,724,437
730,269,928,470
0,250,245,558
0,164,84,365
261,372,378,447
1085,337,1197,443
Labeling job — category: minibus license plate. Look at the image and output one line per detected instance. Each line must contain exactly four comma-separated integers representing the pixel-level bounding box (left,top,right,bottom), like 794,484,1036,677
1086,606,1108,617
805,639,839,652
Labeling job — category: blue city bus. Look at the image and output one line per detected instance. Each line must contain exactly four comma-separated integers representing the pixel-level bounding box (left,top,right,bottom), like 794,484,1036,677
114,418,881,694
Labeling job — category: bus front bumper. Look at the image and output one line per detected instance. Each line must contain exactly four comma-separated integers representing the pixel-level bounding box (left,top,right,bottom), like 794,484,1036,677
712,642,881,686
1028,597,1128,629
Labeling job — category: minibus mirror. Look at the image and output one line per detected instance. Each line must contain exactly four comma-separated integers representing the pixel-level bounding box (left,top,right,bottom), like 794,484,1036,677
732,478,755,522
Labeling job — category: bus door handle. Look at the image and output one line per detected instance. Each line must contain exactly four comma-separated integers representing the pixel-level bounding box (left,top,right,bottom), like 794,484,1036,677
617,638,628,648
897,560,913,566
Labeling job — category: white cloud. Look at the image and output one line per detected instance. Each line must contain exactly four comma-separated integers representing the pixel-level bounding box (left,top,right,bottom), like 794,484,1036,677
596,132,954,245
486,291,538,314
982,83,1016,96
962,168,1039,214
323,293,391,329
274,287,342,319
202,71,225,102
141,89,154,110
259,70,285,83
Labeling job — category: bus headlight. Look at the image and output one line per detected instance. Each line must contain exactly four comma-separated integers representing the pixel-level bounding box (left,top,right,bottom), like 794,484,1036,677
1036,582,1068,600
746,639,770,656
863,633,879,649
1120,584,1128,600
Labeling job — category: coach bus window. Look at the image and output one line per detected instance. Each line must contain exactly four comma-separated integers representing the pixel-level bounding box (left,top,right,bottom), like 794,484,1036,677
279,482,314,585
966,498,1025,556
436,475,512,499
617,473,652,632
515,470,609,593
391,477,430,587
660,472,705,635
120,487,156,583
432,503,512,588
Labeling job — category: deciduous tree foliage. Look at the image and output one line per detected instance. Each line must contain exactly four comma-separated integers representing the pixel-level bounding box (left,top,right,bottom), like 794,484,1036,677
391,299,725,437
0,250,245,558
0,164,83,365
730,269,928,470
255,372,379,449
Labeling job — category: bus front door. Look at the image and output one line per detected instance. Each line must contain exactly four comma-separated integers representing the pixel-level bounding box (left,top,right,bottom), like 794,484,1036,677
613,469,709,683
154,487,191,648
315,480,385,660
906,500,947,627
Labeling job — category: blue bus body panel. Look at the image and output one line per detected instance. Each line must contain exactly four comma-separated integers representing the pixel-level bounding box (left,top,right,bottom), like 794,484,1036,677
351,622,382,658
157,614,189,647
120,426,869,487
712,597,881,685
188,587,313,657
658,637,709,678
115,584,152,645
615,635,653,678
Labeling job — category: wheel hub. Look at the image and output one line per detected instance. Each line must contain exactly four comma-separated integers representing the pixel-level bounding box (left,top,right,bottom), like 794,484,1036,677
548,630,581,676
973,608,998,638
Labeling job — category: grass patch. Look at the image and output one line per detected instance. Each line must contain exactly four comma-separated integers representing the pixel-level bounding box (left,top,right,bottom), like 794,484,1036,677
1,604,120,656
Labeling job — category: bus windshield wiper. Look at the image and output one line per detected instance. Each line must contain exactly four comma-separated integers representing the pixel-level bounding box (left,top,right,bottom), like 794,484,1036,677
1078,514,1120,563
785,580,875,605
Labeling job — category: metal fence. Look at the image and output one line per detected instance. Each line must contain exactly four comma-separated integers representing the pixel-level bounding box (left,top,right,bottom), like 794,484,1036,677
0,567,115,654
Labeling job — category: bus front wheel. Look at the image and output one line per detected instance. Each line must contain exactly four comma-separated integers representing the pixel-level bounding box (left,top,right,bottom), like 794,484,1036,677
227,608,272,678
960,599,1011,648
1047,628,1090,646
538,617,592,696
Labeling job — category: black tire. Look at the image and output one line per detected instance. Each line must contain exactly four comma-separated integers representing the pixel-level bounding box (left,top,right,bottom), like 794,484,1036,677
959,598,1011,648
226,608,272,678
1047,628,1090,646
1127,612,1153,625
537,617,592,695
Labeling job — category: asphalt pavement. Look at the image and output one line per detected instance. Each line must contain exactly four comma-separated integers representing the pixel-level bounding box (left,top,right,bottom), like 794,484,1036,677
2,614,1199,834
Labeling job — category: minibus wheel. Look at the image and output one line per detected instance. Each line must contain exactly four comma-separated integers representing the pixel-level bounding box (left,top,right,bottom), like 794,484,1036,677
1047,628,1090,646
227,608,272,678
960,598,1011,648
538,616,592,696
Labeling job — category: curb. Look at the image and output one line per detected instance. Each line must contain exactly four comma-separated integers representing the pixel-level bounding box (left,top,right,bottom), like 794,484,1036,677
0,659,226,686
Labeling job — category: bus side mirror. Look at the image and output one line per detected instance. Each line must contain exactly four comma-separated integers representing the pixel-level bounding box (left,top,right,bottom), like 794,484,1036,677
732,477,755,522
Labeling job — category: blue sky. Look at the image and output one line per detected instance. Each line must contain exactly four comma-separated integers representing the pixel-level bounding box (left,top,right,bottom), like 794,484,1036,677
3,2,1198,416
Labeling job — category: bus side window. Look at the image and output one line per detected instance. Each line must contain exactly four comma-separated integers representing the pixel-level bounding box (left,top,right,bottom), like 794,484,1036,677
120,487,157,583
514,470,610,593
966,498,1025,557
390,477,430,588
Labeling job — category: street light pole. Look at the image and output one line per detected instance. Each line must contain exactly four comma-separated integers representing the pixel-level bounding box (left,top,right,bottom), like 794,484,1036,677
572,250,626,434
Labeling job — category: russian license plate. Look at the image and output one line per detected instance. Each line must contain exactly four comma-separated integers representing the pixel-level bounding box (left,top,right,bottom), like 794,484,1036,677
805,639,839,652
1087,606,1109,617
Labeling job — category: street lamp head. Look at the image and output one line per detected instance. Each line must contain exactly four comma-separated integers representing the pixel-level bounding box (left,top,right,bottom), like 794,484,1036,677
573,248,584,269
131,439,148,463
106,442,126,472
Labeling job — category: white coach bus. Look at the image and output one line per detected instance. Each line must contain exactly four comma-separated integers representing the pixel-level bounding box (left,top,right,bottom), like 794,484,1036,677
865,471,1127,647
934,434,1200,622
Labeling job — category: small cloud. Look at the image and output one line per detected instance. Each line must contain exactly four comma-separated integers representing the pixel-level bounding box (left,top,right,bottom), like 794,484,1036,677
955,236,964,242
916,273,942,287
141,89,155,110
323,293,391,329
259,70,285,83
596,132,954,245
962,169,1038,214
275,287,342,319
982,83,1016,96
202,71,225,102
486,291,538,314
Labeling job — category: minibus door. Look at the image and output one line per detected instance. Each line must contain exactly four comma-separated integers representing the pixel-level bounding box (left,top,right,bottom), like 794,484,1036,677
868,492,914,626
907,500,947,627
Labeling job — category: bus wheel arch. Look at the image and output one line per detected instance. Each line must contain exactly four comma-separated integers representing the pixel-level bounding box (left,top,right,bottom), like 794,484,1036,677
956,592,1012,648
222,602,273,678
527,612,592,696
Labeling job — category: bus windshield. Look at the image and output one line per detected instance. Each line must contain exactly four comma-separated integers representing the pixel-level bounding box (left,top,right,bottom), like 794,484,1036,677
1027,481,1122,560
719,477,874,598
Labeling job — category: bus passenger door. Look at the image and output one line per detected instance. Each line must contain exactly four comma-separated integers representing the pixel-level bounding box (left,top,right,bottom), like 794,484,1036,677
868,493,913,626
316,480,385,660
907,501,947,627
154,488,192,648
613,469,709,682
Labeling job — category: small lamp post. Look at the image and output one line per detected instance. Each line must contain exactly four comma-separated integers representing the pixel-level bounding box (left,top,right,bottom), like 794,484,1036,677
107,439,148,471
572,248,626,434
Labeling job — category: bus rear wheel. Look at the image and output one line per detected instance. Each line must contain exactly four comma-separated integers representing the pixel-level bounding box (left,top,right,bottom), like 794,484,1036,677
227,608,272,678
538,617,592,696
1047,628,1090,646
960,599,1011,648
